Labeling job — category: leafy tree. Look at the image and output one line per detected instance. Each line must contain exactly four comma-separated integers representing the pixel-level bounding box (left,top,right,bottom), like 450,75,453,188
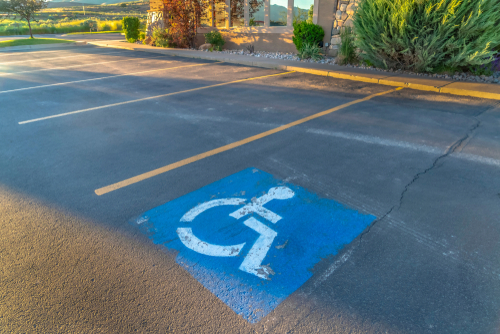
293,8,308,24
0,0,48,38
307,4,313,23
163,0,209,48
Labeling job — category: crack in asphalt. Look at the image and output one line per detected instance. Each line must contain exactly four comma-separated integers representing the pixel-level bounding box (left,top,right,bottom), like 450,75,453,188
358,112,486,246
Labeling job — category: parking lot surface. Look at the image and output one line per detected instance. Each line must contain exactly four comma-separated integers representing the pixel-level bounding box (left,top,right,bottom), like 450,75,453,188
1,45,500,333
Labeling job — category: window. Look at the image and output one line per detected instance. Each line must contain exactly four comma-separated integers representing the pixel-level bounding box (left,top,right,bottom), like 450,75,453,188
214,0,226,27
198,0,316,29
270,0,288,26
293,0,313,24
230,0,244,27
200,0,212,27
249,0,265,26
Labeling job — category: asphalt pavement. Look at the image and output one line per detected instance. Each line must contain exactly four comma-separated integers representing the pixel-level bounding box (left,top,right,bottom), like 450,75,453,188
1,44,499,333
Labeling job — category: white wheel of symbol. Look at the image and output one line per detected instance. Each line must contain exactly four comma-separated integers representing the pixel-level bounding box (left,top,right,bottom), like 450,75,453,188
176,187,295,280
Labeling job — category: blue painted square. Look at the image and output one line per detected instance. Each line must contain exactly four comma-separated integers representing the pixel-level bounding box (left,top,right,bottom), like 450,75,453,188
133,168,375,323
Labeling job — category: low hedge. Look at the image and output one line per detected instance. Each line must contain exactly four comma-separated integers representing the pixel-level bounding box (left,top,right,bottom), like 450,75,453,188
292,21,324,52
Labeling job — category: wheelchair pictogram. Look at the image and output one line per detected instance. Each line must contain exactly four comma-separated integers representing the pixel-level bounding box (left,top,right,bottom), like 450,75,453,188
176,186,295,279
135,168,376,322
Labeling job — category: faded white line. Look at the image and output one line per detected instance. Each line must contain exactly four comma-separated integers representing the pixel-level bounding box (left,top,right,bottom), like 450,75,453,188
454,152,500,168
0,63,196,94
314,249,353,288
0,54,171,76
0,50,129,65
308,128,441,154
307,128,500,168
0,49,63,57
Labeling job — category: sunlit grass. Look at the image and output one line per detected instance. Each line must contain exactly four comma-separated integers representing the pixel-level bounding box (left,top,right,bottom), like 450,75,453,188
65,31,124,35
0,38,75,47
0,18,124,36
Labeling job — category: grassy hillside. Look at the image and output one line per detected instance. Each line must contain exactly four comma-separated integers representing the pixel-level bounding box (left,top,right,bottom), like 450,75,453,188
49,0,145,4
0,1,148,35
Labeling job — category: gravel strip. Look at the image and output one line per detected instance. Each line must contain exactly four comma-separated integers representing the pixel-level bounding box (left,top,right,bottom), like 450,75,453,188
210,49,500,84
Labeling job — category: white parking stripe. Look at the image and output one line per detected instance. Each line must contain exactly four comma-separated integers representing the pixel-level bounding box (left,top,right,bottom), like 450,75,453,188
307,128,500,168
0,62,193,94
0,54,172,76
18,70,290,125
0,49,63,57
0,50,130,65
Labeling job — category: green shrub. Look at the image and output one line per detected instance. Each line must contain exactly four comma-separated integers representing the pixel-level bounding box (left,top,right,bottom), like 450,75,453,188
122,16,140,43
338,27,357,65
152,27,172,47
292,21,324,52
205,31,224,51
139,31,145,41
298,41,323,60
353,0,500,72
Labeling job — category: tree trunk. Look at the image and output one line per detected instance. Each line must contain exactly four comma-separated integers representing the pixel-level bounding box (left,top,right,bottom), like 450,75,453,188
27,19,33,39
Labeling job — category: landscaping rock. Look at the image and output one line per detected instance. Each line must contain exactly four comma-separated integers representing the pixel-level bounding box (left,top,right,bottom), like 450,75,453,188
344,18,354,28
346,3,356,15
340,4,347,11
202,49,499,85
199,43,212,50
336,10,342,20
144,36,152,45
337,20,344,27
333,20,338,28
331,28,340,35
341,12,349,20
331,36,342,45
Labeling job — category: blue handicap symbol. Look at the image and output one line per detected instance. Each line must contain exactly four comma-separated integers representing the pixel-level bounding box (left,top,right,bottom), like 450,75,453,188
133,168,375,323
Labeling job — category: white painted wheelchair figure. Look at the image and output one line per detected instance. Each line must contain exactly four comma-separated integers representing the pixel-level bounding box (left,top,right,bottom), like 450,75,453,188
176,186,295,280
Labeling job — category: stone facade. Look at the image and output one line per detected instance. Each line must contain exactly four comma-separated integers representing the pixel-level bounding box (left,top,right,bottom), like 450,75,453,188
329,0,359,56
146,10,165,37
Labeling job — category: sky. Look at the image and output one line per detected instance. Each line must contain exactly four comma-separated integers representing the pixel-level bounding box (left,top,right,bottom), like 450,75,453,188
271,0,314,10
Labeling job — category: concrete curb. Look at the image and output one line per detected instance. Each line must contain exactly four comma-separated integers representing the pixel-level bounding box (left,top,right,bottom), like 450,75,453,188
88,42,500,101
87,41,134,50
0,41,87,52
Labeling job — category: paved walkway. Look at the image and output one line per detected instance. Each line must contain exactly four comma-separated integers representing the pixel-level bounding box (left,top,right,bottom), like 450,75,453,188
85,39,500,100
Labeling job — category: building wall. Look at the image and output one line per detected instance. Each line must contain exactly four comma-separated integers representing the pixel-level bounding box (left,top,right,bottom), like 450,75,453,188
195,31,296,53
148,0,337,54
317,0,337,46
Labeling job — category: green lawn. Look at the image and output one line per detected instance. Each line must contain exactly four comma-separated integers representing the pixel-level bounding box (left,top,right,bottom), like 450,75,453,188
0,38,75,48
65,31,123,35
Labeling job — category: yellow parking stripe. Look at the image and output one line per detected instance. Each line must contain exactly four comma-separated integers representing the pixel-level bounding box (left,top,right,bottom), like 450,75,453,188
95,87,404,196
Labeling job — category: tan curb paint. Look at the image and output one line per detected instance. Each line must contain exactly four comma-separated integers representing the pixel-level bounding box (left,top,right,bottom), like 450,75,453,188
407,83,441,93
287,66,329,76
327,71,381,84
440,85,500,100
94,87,403,196
378,78,407,87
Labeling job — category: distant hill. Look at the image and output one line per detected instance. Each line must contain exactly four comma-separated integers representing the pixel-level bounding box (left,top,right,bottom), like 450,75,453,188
252,4,310,22
48,0,145,4
47,2,93,7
